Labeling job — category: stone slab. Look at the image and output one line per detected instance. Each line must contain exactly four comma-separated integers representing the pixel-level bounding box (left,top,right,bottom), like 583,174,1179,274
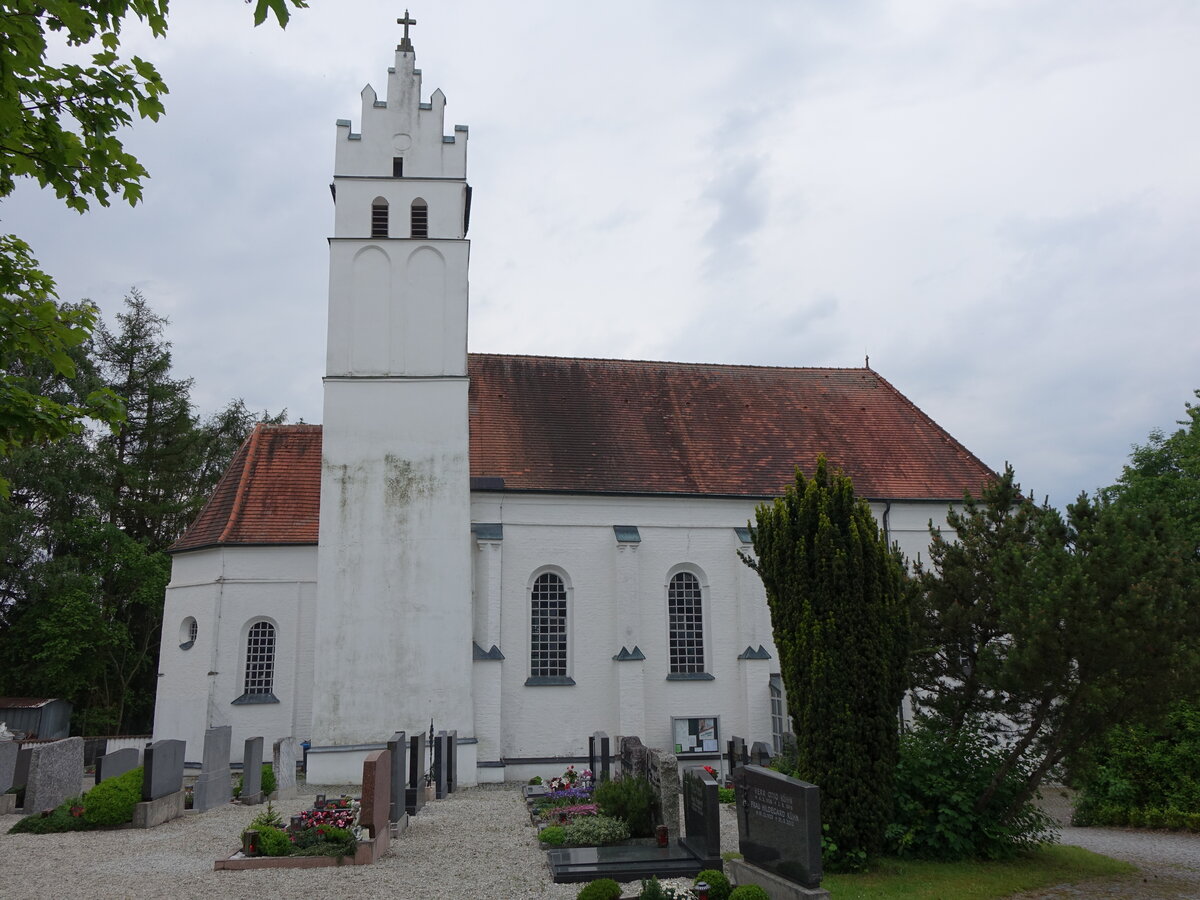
647,746,681,837
0,740,17,793
142,739,185,802
727,859,831,900
406,731,427,815
95,747,140,784
433,730,457,798
682,766,721,859
273,737,298,801
546,842,721,884
241,737,263,805
733,764,822,890
360,748,391,840
727,736,749,776
193,725,232,812
23,737,84,815
589,731,611,782
0,793,15,815
214,835,384,870
386,731,406,823
132,788,186,828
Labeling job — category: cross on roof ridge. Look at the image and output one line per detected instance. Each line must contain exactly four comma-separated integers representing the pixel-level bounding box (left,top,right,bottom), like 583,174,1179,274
397,9,417,52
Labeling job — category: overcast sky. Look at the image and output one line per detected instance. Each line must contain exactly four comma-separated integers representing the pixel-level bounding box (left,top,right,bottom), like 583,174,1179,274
6,0,1198,509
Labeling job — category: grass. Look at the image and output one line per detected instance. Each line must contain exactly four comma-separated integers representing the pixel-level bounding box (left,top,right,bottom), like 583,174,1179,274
822,845,1136,899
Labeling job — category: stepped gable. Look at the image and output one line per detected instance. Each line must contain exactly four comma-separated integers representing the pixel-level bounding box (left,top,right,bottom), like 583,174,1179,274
468,354,994,499
171,357,995,552
171,423,322,552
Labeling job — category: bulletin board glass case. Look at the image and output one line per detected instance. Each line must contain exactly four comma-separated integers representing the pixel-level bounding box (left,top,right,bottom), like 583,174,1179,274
671,716,719,756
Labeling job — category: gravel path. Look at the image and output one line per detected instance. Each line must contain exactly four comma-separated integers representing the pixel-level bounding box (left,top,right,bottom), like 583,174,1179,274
4,780,1197,899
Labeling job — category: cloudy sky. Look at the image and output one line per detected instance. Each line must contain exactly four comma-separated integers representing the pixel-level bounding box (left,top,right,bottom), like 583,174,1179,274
6,0,1198,509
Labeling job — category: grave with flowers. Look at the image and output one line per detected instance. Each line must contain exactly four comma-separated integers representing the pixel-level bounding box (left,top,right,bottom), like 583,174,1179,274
214,747,393,870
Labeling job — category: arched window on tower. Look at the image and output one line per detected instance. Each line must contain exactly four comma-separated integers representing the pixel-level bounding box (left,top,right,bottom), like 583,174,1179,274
371,197,389,237
411,198,428,238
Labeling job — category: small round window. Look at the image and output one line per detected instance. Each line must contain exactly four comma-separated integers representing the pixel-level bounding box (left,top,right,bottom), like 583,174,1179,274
179,616,198,649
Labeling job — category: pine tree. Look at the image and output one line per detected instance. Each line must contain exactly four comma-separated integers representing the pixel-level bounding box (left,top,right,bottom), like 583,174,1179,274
743,456,911,868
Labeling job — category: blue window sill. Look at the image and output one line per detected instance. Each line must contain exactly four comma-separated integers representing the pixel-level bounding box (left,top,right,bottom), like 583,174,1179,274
231,692,279,705
666,672,715,681
525,676,576,686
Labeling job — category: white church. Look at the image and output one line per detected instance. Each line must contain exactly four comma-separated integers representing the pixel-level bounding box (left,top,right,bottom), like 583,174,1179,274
152,24,994,785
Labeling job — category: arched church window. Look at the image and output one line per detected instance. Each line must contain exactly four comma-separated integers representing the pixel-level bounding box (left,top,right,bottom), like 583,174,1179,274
528,571,571,684
411,198,428,238
371,197,389,237
668,571,705,675
243,620,276,696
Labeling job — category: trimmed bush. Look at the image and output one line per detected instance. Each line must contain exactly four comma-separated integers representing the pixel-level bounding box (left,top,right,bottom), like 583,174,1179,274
694,869,731,900
539,825,566,846
577,879,622,900
261,764,277,797
717,787,735,804
7,798,91,834
728,885,770,900
83,766,143,827
593,775,656,837
638,876,666,900
563,814,630,846
255,825,292,857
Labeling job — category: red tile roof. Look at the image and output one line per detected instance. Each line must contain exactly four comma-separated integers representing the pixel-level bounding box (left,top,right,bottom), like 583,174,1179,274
172,355,994,552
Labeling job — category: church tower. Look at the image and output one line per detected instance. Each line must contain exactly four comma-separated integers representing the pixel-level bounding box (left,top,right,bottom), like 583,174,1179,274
307,15,475,783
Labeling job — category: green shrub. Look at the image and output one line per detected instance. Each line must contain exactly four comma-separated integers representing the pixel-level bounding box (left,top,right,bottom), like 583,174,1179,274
7,798,91,834
717,787,735,804
593,775,656,837
529,775,543,785
248,801,285,832
83,766,143,827
563,814,630,846
638,876,665,900
261,764,277,797
255,825,293,857
884,724,1057,861
728,885,770,900
577,878,622,900
292,825,356,860
694,869,731,900
540,825,566,846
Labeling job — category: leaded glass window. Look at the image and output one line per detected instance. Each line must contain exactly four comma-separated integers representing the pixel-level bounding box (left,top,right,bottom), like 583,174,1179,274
530,572,567,678
243,621,276,696
668,571,705,674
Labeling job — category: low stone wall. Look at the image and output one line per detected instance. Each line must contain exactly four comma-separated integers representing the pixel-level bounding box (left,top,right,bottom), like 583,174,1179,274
132,789,185,829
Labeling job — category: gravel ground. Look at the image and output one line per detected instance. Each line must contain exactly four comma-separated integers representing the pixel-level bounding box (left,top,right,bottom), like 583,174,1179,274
4,780,1197,899
0,780,739,900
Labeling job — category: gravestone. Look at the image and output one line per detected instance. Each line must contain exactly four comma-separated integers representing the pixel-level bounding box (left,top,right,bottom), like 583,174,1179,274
588,731,611,782
731,764,823,891
95,747,140,784
619,735,650,780
241,737,264,804
647,746,681,838
433,730,457,798
23,736,84,814
0,739,18,793
386,731,406,822
273,737,299,801
360,748,391,840
547,762,722,883
682,766,722,860
142,739,185,801
405,731,427,815
750,740,773,768
726,735,749,776
193,725,232,812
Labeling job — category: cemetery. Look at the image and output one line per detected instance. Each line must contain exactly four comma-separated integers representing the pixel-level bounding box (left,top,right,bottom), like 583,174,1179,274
0,724,829,897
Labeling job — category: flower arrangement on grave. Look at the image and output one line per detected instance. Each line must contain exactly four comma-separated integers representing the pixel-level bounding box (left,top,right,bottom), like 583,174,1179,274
237,798,360,860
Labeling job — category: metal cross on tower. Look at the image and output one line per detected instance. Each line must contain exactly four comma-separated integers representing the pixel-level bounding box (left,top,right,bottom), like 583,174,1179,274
397,9,417,51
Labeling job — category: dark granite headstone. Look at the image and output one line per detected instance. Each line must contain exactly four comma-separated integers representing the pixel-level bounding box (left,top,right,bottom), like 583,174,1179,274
726,735,749,775
23,737,84,814
681,766,721,859
405,731,427,815
193,725,232,812
241,736,264,804
433,730,457,798
142,739,185,802
0,740,18,793
386,731,406,822
588,731,611,782
360,748,390,839
733,764,822,889
750,740,773,768
13,745,32,790
95,747,139,784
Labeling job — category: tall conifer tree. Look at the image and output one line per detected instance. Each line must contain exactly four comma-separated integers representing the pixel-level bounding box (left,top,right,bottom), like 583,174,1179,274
743,456,910,867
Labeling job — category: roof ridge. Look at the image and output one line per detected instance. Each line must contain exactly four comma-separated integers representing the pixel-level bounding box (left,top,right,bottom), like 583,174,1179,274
467,351,871,374
219,423,263,544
